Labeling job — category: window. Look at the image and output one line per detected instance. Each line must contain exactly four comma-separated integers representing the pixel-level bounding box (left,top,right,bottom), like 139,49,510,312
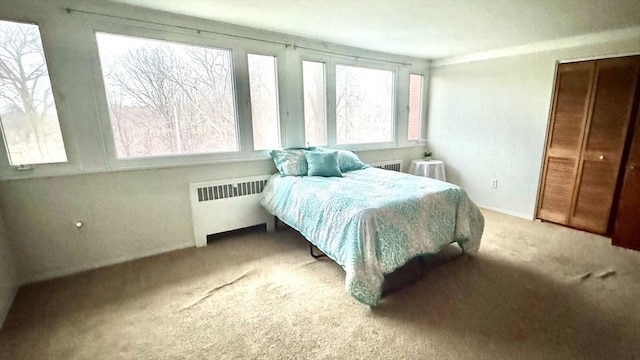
248,54,280,150
0,20,67,165
302,60,326,146
335,65,394,145
408,74,423,141
96,33,238,159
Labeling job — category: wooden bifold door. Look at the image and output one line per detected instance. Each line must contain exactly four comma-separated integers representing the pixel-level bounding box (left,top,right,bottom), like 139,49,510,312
612,107,640,250
536,55,640,240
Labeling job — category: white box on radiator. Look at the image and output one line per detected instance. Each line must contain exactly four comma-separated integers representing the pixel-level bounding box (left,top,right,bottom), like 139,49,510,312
189,175,274,248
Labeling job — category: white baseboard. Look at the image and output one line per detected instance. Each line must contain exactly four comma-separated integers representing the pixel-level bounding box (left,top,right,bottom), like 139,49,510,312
478,204,534,220
0,287,18,330
20,242,194,285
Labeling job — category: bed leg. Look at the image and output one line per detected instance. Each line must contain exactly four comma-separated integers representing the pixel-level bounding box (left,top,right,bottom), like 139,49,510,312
266,216,276,232
418,256,426,276
456,242,466,257
450,240,467,256
309,243,327,259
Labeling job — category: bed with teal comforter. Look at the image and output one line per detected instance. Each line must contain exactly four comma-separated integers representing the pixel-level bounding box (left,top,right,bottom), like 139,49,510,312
260,167,484,306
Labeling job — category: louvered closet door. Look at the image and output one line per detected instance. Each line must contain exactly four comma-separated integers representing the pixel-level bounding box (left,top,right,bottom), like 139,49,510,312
569,56,640,234
537,62,595,224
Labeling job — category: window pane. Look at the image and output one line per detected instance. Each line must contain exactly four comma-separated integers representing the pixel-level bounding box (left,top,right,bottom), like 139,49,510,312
336,65,393,144
96,33,238,159
408,74,423,141
0,20,67,165
248,54,280,150
302,60,326,146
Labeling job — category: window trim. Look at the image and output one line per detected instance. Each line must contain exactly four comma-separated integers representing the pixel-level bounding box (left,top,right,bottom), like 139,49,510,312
88,25,287,170
407,73,425,142
0,18,80,179
95,31,243,163
300,56,329,147
231,46,290,154
332,59,398,149
407,66,429,145
0,9,429,180
94,29,242,168
246,51,283,151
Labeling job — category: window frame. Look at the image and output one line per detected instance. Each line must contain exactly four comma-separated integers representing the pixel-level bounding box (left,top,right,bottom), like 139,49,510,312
231,44,287,155
401,65,429,146
331,58,399,151
92,28,243,170
90,25,287,171
299,54,329,147
95,31,243,162
246,51,284,151
407,73,425,142
0,10,428,180
0,18,80,179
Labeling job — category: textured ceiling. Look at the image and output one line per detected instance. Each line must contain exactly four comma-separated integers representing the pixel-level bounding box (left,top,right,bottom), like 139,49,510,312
106,0,640,59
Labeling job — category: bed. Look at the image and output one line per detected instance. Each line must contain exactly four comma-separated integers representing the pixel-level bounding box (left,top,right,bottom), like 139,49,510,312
260,150,484,306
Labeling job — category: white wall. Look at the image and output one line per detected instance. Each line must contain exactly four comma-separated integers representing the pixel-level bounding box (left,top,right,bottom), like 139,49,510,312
427,38,640,219
0,208,18,328
0,0,428,283
0,147,424,284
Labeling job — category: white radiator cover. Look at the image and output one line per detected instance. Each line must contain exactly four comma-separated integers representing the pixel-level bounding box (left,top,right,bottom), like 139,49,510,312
189,175,274,247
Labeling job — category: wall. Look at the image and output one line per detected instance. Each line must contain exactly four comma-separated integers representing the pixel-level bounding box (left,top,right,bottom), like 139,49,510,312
0,147,424,284
427,38,640,219
0,0,428,180
0,0,428,283
0,209,18,328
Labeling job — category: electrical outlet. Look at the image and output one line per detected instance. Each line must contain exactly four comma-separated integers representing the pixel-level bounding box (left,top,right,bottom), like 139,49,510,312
491,179,498,188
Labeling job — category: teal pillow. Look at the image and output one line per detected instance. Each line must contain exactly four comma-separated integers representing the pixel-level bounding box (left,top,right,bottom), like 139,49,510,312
314,148,370,173
270,149,308,176
305,151,343,177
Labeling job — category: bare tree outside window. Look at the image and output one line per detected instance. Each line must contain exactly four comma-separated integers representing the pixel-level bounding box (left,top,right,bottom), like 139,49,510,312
302,60,326,146
248,54,280,150
408,74,423,141
96,33,239,159
336,65,393,144
0,20,67,165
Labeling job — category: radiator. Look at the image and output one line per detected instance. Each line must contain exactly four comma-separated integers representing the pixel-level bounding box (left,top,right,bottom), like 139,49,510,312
370,159,403,172
189,175,274,247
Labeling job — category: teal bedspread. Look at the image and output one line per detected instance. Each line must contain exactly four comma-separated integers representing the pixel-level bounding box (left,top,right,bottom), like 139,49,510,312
260,168,484,305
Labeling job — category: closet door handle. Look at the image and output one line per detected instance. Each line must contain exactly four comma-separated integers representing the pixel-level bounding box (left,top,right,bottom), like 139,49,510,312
599,155,605,160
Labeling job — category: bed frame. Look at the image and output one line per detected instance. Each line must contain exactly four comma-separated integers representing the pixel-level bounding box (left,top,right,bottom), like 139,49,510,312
306,240,465,296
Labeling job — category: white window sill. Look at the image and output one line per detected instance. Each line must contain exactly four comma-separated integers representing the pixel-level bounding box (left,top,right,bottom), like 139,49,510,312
0,142,427,181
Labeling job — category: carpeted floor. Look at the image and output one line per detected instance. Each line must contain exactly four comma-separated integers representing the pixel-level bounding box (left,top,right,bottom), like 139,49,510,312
1,209,639,359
